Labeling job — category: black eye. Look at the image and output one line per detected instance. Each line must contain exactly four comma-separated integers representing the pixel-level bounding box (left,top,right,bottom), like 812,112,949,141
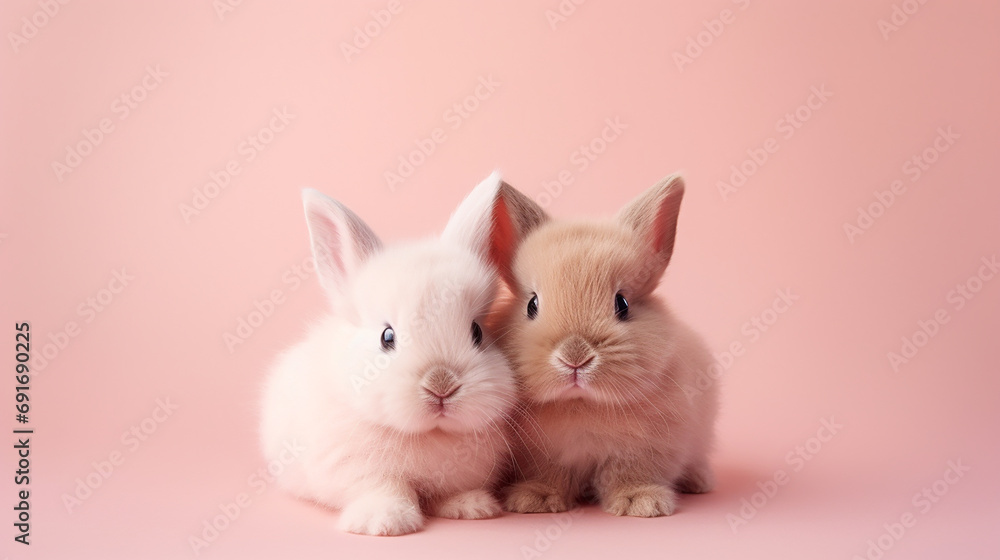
527,293,539,319
380,325,395,351
614,293,629,321
471,321,483,347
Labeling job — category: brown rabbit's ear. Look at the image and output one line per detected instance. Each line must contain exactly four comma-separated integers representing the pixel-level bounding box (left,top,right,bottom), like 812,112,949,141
302,189,382,299
492,180,549,287
617,174,685,279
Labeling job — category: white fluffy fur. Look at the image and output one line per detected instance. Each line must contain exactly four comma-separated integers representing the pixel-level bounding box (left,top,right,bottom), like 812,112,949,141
260,173,517,536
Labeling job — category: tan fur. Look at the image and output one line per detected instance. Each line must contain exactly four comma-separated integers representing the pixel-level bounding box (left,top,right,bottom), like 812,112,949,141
497,175,719,517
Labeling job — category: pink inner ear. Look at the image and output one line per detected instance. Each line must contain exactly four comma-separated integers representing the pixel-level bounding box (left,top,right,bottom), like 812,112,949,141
489,195,518,286
650,214,668,254
649,189,683,258
307,207,350,286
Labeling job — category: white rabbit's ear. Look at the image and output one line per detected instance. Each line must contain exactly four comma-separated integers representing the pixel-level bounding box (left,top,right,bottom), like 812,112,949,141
441,171,505,259
302,189,382,298
617,174,685,277
441,171,548,286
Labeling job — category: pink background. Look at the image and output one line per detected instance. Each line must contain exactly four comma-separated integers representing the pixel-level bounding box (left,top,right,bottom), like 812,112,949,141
2,1,998,558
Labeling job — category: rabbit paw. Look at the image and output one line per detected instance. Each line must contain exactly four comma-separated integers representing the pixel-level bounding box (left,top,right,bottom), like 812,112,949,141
433,489,502,519
505,481,569,513
337,495,424,536
603,484,677,517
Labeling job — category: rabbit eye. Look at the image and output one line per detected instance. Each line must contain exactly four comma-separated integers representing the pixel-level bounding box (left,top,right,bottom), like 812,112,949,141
380,325,396,351
527,293,539,320
471,321,483,347
614,292,629,321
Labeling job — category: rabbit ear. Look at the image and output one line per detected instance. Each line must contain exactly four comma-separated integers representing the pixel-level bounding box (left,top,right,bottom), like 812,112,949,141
617,174,685,279
302,189,382,298
441,171,548,286
493,180,548,286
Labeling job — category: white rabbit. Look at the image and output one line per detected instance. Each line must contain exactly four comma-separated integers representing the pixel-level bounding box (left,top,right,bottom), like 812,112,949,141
260,173,520,536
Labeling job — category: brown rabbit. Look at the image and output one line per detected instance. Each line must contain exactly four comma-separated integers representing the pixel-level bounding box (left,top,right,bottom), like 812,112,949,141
494,174,719,517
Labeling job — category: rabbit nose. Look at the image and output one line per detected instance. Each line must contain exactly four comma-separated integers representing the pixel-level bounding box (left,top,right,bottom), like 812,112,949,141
556,336,597,370
558,355,594,370
423,386,459,400
421,367,459,400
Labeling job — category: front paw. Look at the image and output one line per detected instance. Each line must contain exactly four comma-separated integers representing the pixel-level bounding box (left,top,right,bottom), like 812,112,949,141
504,481,569,513
337,495,424,536
433,489,502,519
603,484,677,517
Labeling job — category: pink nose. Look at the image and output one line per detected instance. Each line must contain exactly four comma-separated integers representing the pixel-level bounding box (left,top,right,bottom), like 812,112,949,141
556,335,596,373
559,355,594,371
423,386,458,401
